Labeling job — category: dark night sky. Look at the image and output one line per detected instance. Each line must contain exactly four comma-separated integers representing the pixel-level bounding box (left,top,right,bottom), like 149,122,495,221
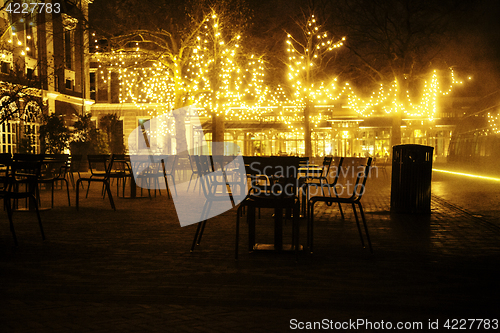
90,0,500,94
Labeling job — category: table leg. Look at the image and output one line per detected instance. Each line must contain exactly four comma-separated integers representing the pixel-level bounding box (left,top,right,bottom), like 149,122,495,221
274,206,283,251
130,175,136,198
248,204,256,251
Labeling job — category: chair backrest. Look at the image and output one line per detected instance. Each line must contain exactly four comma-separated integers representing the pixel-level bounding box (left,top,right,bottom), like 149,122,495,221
109,154,131,174
336,157,366,186
42,154,69,179
327,156,344,186
87,155,110,175
188,155,198,173
211,155,225,172
192,155,215,198
162,155,177,176
13,153,45,162
129,155,150,176
299,157,309,167
69,154,83,172
345,157,372,201
44,153,69,160
320,156,333,177
0,153,12,165
0,153,12,178
8,157,44,195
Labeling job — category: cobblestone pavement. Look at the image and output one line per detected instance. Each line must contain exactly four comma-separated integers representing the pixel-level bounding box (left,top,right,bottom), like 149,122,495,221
0,170,499,332
432,169,500,225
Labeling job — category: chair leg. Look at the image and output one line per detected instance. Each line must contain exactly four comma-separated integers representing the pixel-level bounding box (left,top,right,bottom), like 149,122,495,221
5,198,17,246
338,202,344,219
30,194,45,240
116,177,120,197
235,205,244,260
196,201,212,245
122,177,127,197
51,182,55,208
69,172,75,190
86,181,91,198
248,204,256,252
163,175,170,199
358,202,373,253
78,172,84,189
308,200,316,254
187,173,195,192
104,180,116,211
168,174,177,197
351,202,366,249
196,220,208,247
76,179,81,210
191,221,203,252
64,179,71,206
293,201,300,262
101,182,106,199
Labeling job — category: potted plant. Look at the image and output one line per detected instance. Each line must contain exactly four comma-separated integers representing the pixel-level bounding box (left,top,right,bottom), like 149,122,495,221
69,113,107,171
39,113,71,154
98,113,125,154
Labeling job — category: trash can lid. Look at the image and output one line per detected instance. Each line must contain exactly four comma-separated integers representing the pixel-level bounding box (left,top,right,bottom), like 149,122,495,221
392,144,434,151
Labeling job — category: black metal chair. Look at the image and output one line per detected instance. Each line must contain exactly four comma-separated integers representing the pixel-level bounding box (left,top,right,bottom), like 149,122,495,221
38,154,71,208
301,157,344,216
187,155,201,192
301,155,333,186
307,157,373,254
133,155,169,198
1,156,45,245
68,154,84,189
108,154,134,197
190,155,246,252
162,155,178,198
373,156,389,178
0,153,12,189
76,155,115,210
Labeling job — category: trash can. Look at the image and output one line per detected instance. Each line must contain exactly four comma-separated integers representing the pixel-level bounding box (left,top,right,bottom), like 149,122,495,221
390,144,434,214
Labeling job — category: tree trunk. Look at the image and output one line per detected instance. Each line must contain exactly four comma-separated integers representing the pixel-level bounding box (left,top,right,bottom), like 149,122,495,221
172,106,188,157
391,77,405,152
304,100,313,158
212,113,225,155
391,110,402,150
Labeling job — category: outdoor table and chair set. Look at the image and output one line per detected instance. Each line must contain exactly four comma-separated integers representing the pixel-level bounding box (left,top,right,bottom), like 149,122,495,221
189,154,374,260
2,151,373,259
0,153,177,245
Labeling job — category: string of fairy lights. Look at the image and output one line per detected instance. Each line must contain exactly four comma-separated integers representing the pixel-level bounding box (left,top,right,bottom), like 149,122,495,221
487,112,500,134
91,14,492,137
1,14,32,63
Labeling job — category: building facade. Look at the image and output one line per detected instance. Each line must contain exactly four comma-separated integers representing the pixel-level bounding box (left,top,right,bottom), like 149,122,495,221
0,0,93,153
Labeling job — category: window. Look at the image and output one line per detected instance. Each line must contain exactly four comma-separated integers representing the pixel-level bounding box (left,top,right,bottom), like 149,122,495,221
1,61,10,74
89,71,96,100
26,25,35,58
64,30,72,69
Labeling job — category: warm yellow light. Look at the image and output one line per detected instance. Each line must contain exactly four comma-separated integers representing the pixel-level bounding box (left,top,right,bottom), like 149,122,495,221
433,169,500,182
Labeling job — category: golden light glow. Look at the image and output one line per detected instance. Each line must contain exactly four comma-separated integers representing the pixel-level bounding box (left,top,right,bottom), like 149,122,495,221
487,111,499,134
93,12,467,140
433,169,500,182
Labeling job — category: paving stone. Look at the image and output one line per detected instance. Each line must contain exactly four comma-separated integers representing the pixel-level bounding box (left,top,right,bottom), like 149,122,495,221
0,172,499,331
